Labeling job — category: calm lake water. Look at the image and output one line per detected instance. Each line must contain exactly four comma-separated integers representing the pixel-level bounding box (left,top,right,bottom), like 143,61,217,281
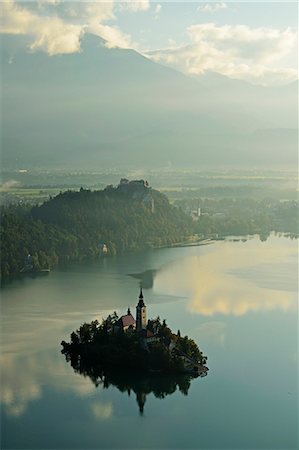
1,235,298,449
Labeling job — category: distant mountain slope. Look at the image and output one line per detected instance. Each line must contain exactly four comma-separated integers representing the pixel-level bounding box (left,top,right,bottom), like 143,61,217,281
1,33,297,169
1,181,193,278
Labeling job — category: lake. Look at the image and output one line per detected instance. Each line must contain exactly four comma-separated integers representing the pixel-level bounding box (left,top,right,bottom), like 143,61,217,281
1,235,298,449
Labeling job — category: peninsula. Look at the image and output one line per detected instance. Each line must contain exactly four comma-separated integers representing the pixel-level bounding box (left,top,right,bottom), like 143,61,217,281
61,289,208,375
1,179,192,280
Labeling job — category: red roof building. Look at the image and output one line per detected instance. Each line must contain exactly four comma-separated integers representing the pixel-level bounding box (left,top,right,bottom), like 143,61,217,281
115,308,136,331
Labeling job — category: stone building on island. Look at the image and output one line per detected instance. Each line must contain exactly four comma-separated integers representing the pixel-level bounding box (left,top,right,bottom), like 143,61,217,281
112,289,207,376
113,288,158,344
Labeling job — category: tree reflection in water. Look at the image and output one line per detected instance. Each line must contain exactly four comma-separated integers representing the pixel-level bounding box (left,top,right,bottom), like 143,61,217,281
64,352,207,415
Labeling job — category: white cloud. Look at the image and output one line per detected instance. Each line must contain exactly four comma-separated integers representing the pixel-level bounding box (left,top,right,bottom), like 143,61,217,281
198,2,228,13
0,0,83,55
83,2,133,48
83,2,115,23
89,23,133,49
145,23,298,85
0,0,136,54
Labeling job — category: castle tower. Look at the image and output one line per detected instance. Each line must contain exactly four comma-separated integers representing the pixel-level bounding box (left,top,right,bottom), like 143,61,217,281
136,288,147,332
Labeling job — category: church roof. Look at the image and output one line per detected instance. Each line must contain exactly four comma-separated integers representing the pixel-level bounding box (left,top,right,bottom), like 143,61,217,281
118,314,136,328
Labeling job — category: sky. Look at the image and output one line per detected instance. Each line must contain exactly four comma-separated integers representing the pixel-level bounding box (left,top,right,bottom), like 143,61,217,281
0,1,298,85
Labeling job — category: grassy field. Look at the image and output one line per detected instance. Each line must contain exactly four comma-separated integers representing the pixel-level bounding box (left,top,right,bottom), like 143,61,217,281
0,188,64,206
1,168,297,205
0,188,61,195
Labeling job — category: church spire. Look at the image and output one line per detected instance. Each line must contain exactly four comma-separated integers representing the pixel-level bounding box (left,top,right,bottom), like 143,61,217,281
136,287,146,332
137,287,145,307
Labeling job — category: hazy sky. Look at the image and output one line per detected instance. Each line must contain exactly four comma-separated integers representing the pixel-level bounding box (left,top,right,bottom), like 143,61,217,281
1,1,298,85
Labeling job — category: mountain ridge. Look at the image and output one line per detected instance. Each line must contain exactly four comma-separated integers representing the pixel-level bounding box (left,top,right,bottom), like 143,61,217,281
2,33,297,169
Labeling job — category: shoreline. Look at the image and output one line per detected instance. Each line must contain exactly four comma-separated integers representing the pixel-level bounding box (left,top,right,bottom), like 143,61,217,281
1,232,296,287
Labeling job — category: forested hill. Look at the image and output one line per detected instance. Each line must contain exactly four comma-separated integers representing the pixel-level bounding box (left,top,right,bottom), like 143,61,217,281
1,181,192,279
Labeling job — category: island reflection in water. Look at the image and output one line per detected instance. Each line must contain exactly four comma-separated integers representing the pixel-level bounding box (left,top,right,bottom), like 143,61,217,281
64,352,206,415
1,236,297,450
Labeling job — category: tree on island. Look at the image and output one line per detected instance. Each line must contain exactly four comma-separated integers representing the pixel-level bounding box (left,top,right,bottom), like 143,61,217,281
61,292,208,375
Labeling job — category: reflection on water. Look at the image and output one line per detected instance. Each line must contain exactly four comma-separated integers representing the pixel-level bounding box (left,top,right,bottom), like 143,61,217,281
129,269,157,289
197,321,227,347
154,237,297,316
0,353,42,417
0,349,98,418
1,236,297,449
65,351,199,415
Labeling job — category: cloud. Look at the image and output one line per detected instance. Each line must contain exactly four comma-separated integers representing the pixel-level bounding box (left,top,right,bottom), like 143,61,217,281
37,0,61,7
197,321,227,347
75,2,133,49
145,23,298,85
153,3,162,20
0,353,43,417
198,2,228,13
155,4,162,14
0,0,135,54
0,347,99,417
153,238,297,317
154,4,162,18
91,401,113,420
1,383,41,417
119,1,150,12
0,302,117,418
82,2,115,22
87,22,133,49
0,0,83,55
186,264,294,316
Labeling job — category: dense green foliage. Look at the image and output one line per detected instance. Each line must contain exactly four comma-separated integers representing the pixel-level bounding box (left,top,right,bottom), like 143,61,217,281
1,185,192,279
61,314,207,374
174,197,298,237
2,182,297,280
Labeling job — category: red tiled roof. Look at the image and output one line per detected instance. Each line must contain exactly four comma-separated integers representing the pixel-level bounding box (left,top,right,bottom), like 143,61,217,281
120,314,136,328
146,330,154,338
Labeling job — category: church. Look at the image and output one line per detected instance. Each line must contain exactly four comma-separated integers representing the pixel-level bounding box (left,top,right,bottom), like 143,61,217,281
114,288,147,333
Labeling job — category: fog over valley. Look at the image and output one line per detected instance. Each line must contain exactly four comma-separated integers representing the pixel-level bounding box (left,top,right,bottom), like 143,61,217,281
2,33,297,170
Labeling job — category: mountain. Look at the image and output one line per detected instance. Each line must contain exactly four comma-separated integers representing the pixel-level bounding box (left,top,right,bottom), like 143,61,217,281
1,33,297,169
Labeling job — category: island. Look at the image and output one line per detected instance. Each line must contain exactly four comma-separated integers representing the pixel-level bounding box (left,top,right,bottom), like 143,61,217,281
61,289,208,376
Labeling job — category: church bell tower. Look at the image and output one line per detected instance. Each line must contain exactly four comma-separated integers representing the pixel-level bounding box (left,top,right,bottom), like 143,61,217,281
136,288,147,332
